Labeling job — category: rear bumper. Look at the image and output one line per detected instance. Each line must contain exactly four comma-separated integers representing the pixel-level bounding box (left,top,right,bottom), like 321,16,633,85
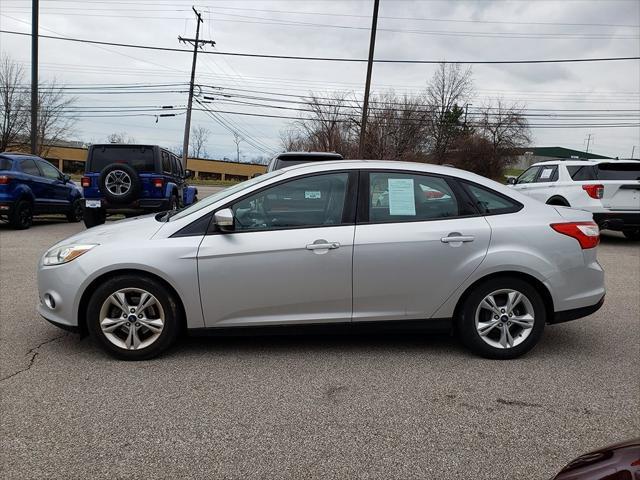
85,197,171,214
593,212,640,231
550,294,605,324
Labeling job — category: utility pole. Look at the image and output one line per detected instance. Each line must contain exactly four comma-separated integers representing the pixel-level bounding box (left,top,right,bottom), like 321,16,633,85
30,0,39,154
464,103,472,129
631,145,636,159
179,7,215,168
358,0,380,159
585,133,593,154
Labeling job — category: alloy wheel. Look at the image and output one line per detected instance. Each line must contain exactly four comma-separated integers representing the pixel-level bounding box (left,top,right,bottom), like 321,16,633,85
99,288,165,350
474,289,535,349
104,170,132,196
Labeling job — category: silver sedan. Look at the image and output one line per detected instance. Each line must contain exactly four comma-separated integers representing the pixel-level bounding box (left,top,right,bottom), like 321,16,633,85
37,161,605,360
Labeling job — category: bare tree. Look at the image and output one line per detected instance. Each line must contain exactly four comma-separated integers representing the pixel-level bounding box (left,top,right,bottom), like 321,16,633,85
0,55,28,152
425,62,474,162
190,125,210,158
34,79,77,156
232,132,241,161
106,132,136,144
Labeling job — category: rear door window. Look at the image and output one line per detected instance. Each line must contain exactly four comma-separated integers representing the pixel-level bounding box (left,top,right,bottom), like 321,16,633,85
516,166,540,184
170,155,181,176
368,172,459,223
162,151,172,174
20,158,41,176
595,163,640,181
89,146,155,173
536,165,558,183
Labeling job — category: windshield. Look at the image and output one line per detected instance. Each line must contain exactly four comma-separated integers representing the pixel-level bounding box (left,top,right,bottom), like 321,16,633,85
89,145,155,172
168,169,285,221
596,163,640,181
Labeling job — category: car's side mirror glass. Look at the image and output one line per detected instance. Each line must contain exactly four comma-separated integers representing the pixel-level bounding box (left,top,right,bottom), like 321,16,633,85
214,208,234,232
62,174,71,183
507,177,517,185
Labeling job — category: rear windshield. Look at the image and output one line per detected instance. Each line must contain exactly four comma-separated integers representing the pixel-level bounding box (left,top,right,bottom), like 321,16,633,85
88,146,155,172
595,163,640,181
275,155,343,170
0,157,12,170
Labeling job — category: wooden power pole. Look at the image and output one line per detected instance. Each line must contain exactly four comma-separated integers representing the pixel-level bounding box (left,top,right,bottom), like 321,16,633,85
179,7,215,167
358,0,380,159
31,0,39,154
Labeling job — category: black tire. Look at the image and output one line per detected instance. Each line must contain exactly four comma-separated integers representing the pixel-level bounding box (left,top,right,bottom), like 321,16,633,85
67,198,84,223
455,276,546,359
9,199,33,229
192,196,198,204
622,229,640,241
83,207,106,228
98,163,141,204
546,197,570,207
169,194,178,211
86,274,181,360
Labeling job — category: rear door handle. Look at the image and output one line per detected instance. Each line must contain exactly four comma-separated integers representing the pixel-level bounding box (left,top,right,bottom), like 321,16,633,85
306,241,340,250
441,235,475,243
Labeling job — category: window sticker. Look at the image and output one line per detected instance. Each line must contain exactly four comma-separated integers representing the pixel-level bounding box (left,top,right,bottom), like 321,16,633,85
539,168,553,179
305,191,322,199
388,178,416,215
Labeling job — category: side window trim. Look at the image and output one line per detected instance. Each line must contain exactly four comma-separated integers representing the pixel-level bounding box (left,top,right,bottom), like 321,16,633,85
357,169,471,225
208,170,358,235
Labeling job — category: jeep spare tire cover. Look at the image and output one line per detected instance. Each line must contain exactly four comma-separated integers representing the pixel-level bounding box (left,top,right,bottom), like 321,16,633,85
98,163,141,204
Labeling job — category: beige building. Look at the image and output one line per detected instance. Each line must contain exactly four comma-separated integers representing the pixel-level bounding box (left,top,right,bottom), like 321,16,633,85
18,145,267,181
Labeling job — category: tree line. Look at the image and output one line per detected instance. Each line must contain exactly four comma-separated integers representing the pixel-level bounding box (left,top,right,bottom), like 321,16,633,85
280,63,531,179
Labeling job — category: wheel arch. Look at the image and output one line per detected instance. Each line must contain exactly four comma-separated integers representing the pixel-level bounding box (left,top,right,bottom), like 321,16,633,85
546,195,570,206
452,271,555,325
77,268,187,336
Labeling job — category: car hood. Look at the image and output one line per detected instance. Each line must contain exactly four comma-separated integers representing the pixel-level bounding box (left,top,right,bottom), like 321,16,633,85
53,214,165,248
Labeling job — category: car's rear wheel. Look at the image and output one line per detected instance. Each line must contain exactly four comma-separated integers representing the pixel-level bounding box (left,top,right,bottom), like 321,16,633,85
169,194,178,211
9,200,33,229
622,229,640,241
455,277,546,359
86,275,181,360
83,207,106,228
67,198,84,222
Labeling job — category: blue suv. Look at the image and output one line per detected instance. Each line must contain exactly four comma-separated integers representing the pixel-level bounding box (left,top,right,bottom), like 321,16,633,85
81,144,198,228
0,152,84,229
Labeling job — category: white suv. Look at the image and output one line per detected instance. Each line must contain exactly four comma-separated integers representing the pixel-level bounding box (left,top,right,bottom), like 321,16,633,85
509,160,640,240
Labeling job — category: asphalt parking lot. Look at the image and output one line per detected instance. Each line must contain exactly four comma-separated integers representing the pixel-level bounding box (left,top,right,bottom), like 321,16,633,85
1,198,638,479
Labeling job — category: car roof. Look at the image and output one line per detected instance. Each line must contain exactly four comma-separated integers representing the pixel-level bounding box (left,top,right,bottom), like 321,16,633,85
276,151,343,159
531,159,640,167
0,152,41,161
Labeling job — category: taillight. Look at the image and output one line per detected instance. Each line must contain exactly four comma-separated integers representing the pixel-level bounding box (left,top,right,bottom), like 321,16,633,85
80,176,91,188
582,184,604,199
551,222,600,249
152,178,164,188
0,175,10,185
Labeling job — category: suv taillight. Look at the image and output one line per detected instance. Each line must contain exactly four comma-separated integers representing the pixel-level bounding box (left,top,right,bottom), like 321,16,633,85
551,222,600,249
582,184,604,199
152,178,164,188
0,175,10,185
81,176,91,188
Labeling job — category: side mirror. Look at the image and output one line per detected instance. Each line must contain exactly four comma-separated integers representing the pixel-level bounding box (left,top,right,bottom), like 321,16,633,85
62,174,71,183
184,169,194,179
214,208,234,232
507,177,517,185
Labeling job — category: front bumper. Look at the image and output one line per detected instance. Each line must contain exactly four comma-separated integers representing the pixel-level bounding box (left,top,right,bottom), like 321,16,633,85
37,260,88,330
593,212,640,231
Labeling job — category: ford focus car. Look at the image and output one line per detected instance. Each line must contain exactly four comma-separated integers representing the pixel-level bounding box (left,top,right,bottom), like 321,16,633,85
37,161,605,360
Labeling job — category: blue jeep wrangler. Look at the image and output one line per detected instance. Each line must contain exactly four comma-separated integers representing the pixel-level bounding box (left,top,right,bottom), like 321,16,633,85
0,152,84,229
81,144,198,228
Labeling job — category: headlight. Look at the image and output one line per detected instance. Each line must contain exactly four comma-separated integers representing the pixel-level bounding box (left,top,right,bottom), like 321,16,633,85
43,244,98,266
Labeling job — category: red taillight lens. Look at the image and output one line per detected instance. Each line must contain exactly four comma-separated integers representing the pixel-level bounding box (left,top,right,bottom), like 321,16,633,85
80,176,91,188
582,184,604,199
551,222,600,249
0,175,10,185
152,178,164,188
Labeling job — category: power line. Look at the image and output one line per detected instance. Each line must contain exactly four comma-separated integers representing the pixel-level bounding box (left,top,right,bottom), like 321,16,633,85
2,29,639,64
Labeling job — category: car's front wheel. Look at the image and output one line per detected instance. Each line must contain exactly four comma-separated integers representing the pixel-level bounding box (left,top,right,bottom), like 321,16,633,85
86,274,181,360
83,207,106,228
67,198,84,223
455,277,546,359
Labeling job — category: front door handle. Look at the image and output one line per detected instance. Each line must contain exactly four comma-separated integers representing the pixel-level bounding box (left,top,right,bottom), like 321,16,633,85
306,240,340,250
441,234,475,243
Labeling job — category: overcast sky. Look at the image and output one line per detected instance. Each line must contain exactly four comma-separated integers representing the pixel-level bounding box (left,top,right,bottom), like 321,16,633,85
1,0,639,161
